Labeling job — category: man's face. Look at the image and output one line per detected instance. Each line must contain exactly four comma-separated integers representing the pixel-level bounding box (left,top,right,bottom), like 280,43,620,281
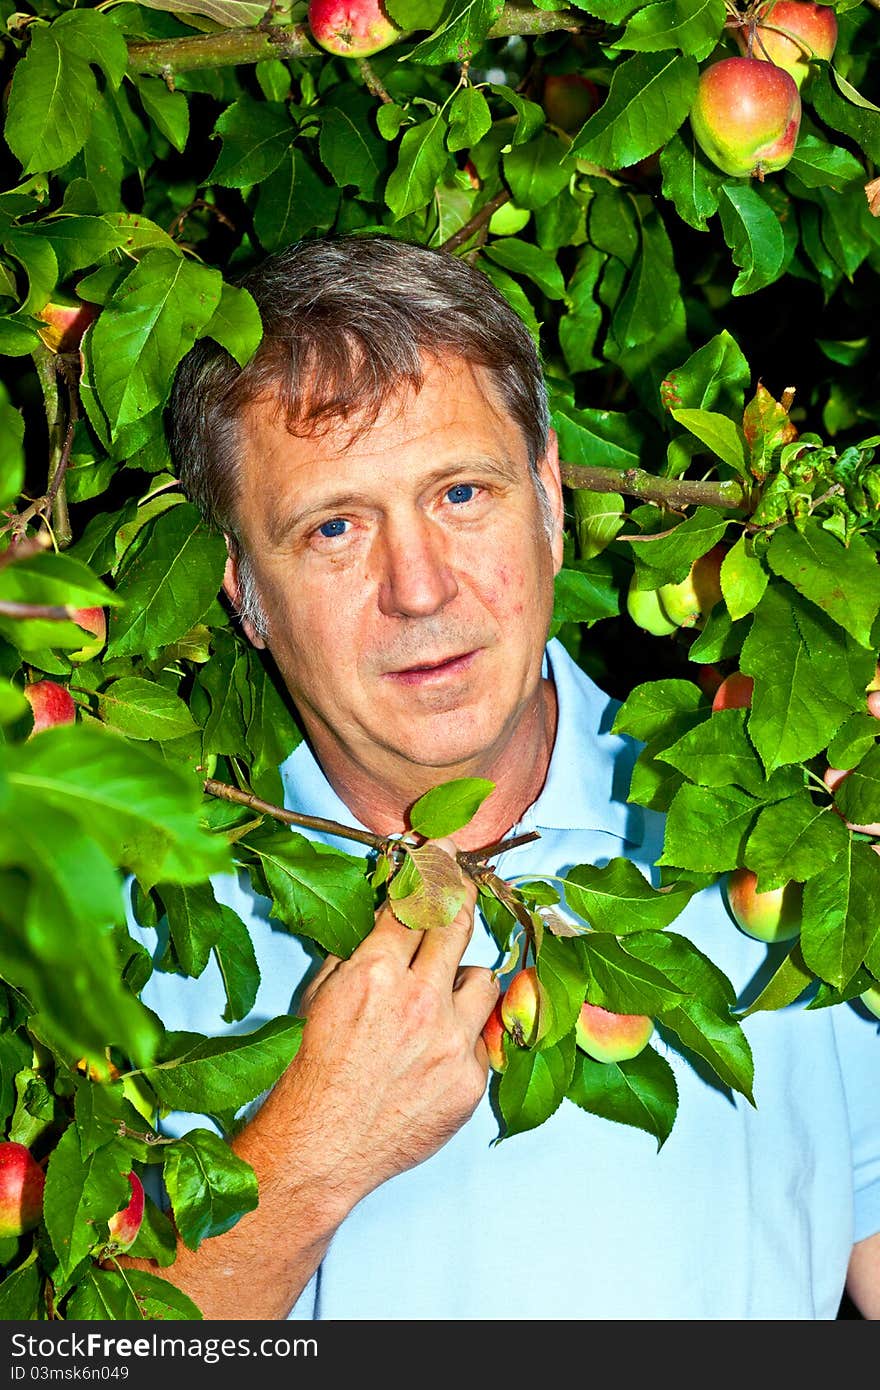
225,354,564,792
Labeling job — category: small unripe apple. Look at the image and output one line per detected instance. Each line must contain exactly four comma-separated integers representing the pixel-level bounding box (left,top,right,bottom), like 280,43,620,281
35,296,100,354
542,73,600,134
712,672,754,712
307,0,400,57
106,1171,145,1253
725,866,802,943
500,966,544,1048
0,1142,44,1238
658,545,725,629
626,580,678,636
481,997,507,1073
575,1002,654,1064
23,680,76,735
867,691,880,719
67,606,106,663
735,1,838,89
690,56,801,179
860,986,880,1022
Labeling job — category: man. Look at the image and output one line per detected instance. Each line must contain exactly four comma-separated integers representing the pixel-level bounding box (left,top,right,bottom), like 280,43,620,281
129,235,880,1320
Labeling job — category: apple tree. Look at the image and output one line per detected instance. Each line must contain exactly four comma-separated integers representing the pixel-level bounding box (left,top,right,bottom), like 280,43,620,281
0,0,878,1319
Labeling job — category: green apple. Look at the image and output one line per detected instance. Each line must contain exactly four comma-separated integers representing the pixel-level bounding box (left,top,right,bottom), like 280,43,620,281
626,580,678,636
658,544,725,629
575,1002,653,1063
725,866,802,943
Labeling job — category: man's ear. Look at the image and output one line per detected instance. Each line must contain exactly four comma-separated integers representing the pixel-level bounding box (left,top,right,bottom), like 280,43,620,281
222,543,267,650
538,428,565,575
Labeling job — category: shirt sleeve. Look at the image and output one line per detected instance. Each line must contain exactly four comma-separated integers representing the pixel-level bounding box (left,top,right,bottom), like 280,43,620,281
832,999,880,1242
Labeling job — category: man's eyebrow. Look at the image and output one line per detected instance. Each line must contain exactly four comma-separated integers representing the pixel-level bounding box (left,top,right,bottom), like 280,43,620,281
265,455,522,546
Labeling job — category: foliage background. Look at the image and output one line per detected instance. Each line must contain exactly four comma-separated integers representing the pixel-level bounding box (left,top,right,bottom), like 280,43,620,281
0,0,878,1320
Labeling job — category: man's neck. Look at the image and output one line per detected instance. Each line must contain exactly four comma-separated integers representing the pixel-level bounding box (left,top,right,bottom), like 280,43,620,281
308,676,558,853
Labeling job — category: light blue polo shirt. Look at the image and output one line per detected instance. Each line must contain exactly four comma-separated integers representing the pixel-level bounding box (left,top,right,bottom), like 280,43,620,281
131,639,880,1320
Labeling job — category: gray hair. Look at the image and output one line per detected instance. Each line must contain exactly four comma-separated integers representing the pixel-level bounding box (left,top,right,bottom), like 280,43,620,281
168,235,553,636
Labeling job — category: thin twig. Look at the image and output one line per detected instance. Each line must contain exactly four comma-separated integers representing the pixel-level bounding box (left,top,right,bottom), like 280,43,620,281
441,189,511,254
203,778,387,849
0,601,72,621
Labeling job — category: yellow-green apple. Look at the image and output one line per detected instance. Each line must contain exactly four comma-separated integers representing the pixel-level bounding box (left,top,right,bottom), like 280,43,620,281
0,1142,44,1237
822,765,880,837
481,997,507,1073
24,680,76,735
575,1002,654,1063
67,606,106,663
542,73,600,134
861,986,880,1021
658,544,725,628
106,1171,145,1253
35,295,100,354
307,0,400,56
712,671,754,711
736,1,838,88
500,966,545,1048
689,56,801,179
725,866,803,943
626,580,678,636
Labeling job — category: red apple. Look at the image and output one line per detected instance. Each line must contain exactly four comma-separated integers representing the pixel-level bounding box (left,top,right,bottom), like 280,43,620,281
712,672,754,712
725,866,802,943
542,73,600,134
106,1171,145,1252
689,56,801,179
867,691,880,719
67,606,106,663
35,296,100,354
307,0,400,57
500,966,544,1048
481,996,507,1073
735,1,838,89
0,1142,44,1238
575,1002,654,1064
23,680,76,735
658,544,725,629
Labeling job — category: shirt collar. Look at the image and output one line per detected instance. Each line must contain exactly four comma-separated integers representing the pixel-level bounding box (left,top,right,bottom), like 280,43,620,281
277,638,644,848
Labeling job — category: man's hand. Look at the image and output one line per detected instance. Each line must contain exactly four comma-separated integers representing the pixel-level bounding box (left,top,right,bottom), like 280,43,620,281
125,837,499,1320
277,834,499,1209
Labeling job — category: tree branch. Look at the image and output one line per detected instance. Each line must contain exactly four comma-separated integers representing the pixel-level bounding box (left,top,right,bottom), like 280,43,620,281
559,460,751,512
440,189,511,254
126,8,587,75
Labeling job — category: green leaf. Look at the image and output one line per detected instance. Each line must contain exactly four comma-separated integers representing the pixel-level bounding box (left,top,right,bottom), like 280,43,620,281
209,96,294,187
658,782,757,871
408,0,503,62
571,489,626,558
409,777,495,837
248,830,374,956
835,745,880,828
615,0,725,60
0,549,116,612
766,522,880,649
551,561,619,629
385,116,450,220
566,1045,678,1148
0,1258,42,1319
447,86,493,152
612,678,704,742
659,708,801,799
87,251,220,438
552,400,647,471
629,506,729,587
671,408,749,476
569,52,699,169
564,858,698,932
320,89,386,200
498,1033,576,1137
107,503,228,659
720,533,768,621
482,238,566,299
387,841,468,931
213,908,261,1024
659,126,724,231
718,183,786,297
739,583,868,773
745,793,849,890
254,148,341,252
142,1017,304,1114
612,206,682,351
785,133,865,190
503,132,574,209
661,330,751,419
802,842,880,988
810,66,880,165
535,933,589,1049
737,943,813,1016
97,678,198,742
583,934,690,1012
136,74,191,153
5,12,128,174
66,1266,202,1320
163,1129,259,1250
828,713,880,771
202,283,262,369
43,1124,130,1279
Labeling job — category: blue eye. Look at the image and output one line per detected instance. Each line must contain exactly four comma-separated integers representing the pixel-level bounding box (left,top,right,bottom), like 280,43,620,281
318,518,347,538
447,484,475,505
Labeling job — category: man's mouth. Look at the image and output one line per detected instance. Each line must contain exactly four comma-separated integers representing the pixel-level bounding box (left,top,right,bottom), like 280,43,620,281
386,650,479,685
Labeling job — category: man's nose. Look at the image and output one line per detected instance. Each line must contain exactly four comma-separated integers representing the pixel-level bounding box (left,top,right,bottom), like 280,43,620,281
375,514,459,618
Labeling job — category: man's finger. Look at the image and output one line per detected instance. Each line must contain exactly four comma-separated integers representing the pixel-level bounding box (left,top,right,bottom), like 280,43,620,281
452,966,502,1044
